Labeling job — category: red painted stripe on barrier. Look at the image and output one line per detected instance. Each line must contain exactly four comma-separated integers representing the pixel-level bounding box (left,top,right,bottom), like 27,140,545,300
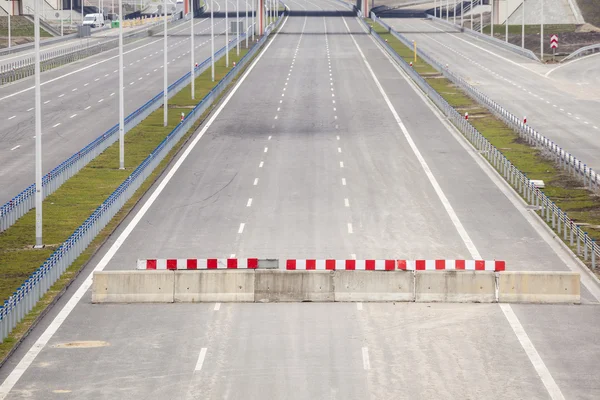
147,259,157,270
416,260,426,270
435,260,445,270
455,260,465,270
306,259,316,270
385,260,395,270
227,259,237,269
207,259,218,269
166,259,177,270
475,260,485,270
326,259,336,270
366,260,375,270
286,260,296,270
495,260,505,271
187,259,197,269
397,260,407,270
248,258,258,269
346,260,355,270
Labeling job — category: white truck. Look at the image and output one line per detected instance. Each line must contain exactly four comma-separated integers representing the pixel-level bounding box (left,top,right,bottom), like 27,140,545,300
82,13,105,28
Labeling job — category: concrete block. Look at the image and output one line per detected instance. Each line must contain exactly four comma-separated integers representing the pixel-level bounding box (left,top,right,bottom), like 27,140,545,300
254,270,334,302
92,271,174,303
415,271,496,303
174,270,255,302
333,271,414,302
498,271,580,304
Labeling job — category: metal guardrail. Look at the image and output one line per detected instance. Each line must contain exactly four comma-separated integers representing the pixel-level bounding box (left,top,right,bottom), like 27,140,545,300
365,14,599,267
372,14,599,194
0,33,79,56
0,30,241,233
426,14,540,62
0,11,283,343
561,43,600,63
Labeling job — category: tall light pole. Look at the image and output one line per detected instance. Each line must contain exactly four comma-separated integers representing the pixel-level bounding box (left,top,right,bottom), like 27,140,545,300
252,0,254,41
70,0,73,25
491,0,494,37
480,0,482,33
163,0,168,127
445,0,448,21
540,0,544,61
245,0,248,48
119,0,124,169
226,0,229,67
190,0,194,99
236,0,239,56
210,0,214,81
453,0,455,24
7,9,10,49
34,0,43,248
470,0,473,29
522,0,525,48
505,0,508,42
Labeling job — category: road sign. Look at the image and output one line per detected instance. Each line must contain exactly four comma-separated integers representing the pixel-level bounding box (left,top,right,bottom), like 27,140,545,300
550,35,559,49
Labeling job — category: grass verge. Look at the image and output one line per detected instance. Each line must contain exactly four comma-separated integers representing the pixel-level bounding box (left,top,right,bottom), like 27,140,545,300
0,38,259,362
368,20,600,270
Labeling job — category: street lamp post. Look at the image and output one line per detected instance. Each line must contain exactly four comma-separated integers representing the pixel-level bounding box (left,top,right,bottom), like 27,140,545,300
8,10,10,49
540,0,544,61
252,0,254,41
211,0,214,81
505,0,508,42
226,0,229,67
119,0,125,169
522,0,525,48
163,0,168,127
491,0,494,37
245,0,248,48
34,0,43,248
237,0,240,56
190,0,195,99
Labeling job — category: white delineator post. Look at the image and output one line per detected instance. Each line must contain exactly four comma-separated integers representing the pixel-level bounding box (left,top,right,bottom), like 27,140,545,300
34,0,43,248
226,0,229,67
190,0,195,99
119,0,125,169
163,0,168,127
211,0,214,81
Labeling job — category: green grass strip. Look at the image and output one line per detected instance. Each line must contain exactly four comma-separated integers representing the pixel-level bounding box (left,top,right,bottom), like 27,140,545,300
0,40,258,361
368,20,600,264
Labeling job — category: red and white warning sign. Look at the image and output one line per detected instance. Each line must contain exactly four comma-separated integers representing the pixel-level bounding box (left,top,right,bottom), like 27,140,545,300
550,35,559,49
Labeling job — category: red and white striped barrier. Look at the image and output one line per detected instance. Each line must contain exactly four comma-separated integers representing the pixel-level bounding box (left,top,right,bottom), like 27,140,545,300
137,258,259,270
286,260,505,271
397,260,505,271
286,259,397,270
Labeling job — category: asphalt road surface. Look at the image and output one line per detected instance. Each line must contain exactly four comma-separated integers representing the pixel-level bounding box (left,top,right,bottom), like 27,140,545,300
0,0,250,205
382,17,600,171
0,0,599,399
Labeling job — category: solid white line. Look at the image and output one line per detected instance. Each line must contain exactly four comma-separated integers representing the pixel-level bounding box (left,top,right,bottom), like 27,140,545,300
247,198,252,207
10,145,20,151
545,52,600,77
0,14,290,397
195,348,208,371
369,17,572,399
362,347,370,370
253,178,259,185
347,223,353,234
344,16,479,259
344,198,349,207
238,223,245,234
500,305,565,400
356,302,363,311
214,303,221,311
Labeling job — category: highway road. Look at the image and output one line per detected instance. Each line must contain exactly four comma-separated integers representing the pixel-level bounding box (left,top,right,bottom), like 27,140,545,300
381,16,600,171
0,0,599,398
0,0,253,205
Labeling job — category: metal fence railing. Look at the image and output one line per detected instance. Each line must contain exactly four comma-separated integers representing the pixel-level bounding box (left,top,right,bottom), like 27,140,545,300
0,10,285,343
425,14,540,62
363,13,598,269
372,14,599,194
561,43,600,63
0,30,242,233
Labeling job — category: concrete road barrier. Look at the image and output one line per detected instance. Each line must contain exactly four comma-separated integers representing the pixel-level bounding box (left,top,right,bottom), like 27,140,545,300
254,270,334,302
92,271,174,303
333,270,414,301
415,271,496,303
174,270,255,302
498,271,580,304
